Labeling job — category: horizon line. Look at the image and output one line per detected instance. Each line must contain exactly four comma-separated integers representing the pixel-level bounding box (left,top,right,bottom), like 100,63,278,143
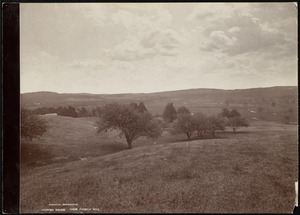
20,85,298,95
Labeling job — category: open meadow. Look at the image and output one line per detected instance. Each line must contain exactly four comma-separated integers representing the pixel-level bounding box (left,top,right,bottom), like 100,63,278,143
20,115,298,213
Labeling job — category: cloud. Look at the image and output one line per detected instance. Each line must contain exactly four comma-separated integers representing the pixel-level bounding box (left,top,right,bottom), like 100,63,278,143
189,3,296,57
106,9,184,61
67,59,104,70
107,29,183,61
228,26,240,34
210,31,237,46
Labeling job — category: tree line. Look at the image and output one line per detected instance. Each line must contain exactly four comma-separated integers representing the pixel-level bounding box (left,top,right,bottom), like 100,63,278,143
31,102,148,118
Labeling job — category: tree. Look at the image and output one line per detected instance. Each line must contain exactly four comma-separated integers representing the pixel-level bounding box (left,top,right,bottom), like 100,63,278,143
163,103,177,123
193,112,208,138
230,109,241,118
172,113,195,140
227,116,249,133
129,102,139,110
78,107,89,117
21,108,48,141
220,107,231,118
257,106,264,113
177,106,191,115
129,102,148,113
221,108,240,118
220,108,248,133
138,102,148,113
272,101,276,107
57,106,78,118
207,116,225,137
96,103,162,149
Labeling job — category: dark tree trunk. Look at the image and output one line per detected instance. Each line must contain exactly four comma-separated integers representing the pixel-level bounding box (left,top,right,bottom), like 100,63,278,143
127,141,132,149
186,132,191,140
212,130,216,137
125,133,132,149
197,130,203,138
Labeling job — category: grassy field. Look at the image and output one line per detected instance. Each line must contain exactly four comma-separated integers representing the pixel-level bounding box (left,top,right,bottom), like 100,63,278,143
21,115,298,213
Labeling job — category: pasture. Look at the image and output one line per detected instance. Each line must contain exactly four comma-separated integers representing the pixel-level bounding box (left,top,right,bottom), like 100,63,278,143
21,115,298,213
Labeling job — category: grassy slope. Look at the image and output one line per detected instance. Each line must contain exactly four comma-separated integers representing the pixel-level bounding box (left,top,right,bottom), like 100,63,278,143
21,116,298,213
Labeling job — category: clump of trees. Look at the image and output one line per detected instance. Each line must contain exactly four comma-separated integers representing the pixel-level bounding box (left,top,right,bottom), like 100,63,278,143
21,108,48,141
220,108,249,132
164,103,249,140
172,112,225,140
95,102,162,149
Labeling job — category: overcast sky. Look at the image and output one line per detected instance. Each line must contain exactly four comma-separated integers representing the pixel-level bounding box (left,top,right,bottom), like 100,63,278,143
21,3,297,94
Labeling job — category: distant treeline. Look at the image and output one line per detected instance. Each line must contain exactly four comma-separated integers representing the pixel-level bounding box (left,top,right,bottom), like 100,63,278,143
30,102,149,118
31,106,93,118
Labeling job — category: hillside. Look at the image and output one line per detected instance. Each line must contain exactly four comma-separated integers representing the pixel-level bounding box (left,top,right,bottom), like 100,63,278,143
21,86,298,123
21,115,298,213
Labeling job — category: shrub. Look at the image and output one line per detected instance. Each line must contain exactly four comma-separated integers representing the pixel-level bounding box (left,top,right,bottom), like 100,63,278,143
21,108,48,141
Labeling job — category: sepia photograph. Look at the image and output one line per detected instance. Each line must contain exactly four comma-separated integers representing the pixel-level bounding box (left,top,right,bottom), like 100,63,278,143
20,3,298,213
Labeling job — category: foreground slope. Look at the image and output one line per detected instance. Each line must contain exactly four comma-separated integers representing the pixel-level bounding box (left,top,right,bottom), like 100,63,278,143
21,116,298,213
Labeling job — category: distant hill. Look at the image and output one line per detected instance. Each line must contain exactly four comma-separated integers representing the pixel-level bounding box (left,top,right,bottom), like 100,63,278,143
21,86,297,123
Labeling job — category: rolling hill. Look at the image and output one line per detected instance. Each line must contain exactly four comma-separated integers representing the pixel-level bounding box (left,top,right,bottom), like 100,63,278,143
21,86,297,122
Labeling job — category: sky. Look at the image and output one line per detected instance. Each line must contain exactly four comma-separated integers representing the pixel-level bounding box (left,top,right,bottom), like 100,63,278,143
20,3,298,94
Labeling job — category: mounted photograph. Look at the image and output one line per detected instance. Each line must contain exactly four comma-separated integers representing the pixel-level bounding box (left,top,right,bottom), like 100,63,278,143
20,3,298,213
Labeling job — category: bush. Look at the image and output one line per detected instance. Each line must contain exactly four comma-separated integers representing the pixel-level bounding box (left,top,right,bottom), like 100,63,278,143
21,108,48,141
